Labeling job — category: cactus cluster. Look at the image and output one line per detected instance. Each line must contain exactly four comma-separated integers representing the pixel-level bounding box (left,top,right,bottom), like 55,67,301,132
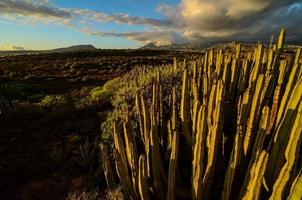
101,28,302,200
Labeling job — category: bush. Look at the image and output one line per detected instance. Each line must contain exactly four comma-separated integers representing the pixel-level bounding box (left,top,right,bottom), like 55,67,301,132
106,187,124,200
37,94,69,109
66,190,101,200
90,87,111,101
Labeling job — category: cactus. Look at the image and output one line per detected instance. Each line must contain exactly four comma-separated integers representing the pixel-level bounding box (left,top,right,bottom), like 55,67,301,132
241,150,269,200
173,57,177,71
106,28,302,200
141,95,151,177
113,122,128,174
113,149,137,199
167,127,179,200
266,77,302,187
244,74,265,156
192,61,199,103
180,69,192,144
192,105,207,200
150,84,165,199
276,48,301,126
100,144,115,189
287,172,302,200
269,101,302,200
135,92,145,142
138,155,151,200
277,28,286,50
203,80,225,199
240,106,271,198
124,118,139,194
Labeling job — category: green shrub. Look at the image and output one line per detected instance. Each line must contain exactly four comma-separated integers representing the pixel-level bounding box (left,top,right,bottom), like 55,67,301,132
66,190,101,200
106,187,124,200
37,94,69,109
90,87,111,101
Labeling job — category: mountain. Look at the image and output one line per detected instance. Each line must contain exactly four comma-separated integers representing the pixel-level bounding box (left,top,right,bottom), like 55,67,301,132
49,45,96,53
139,42,158,50
0,45,97,56
0,46,24,51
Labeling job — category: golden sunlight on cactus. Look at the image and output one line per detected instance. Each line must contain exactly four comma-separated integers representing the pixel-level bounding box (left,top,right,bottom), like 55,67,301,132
101,28,302,200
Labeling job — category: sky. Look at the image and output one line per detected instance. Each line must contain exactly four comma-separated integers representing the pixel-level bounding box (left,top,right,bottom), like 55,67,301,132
0,0,301,50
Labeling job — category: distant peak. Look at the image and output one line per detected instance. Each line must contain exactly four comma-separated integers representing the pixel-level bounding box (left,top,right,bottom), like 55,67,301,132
50,45,97,52
139,42,158,50
0,46,24,51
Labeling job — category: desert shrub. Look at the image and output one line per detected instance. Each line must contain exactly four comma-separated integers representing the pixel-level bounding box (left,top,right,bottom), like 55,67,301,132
37,94,69,109
74,138,100,173
90,87,111,101
73,86,111,110
66,190,101,200
106,187,124,200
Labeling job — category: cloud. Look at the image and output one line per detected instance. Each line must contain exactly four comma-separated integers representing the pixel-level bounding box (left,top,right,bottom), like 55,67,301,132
71,9,170,27
0,0,302,45
0,0,70,18
157,0,302,43
0,45,24,51
86,30,188,45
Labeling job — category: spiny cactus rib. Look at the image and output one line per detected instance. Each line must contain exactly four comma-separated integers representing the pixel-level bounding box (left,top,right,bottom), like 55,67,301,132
266,77,302,189
269,101,302,200
150,84,165,199
244,74,265,156
250,44,264,90
267,60,287,133
114,149,137,200
241,150,269,200
138,155,151,200
113,122,128,174
141,96,151,177
240,106,271,198
192,105,207,200
180,69,192,144
203,81,225,199
222,96,244,200
135,92,145,142
192,101,201,140
277,28,286,50
276,48,301,126
167,129,179,200
173,57,177,71
100,144,115,189
287,172,302,200
208,49,214,80
124,119,139,194
192,61,199,103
